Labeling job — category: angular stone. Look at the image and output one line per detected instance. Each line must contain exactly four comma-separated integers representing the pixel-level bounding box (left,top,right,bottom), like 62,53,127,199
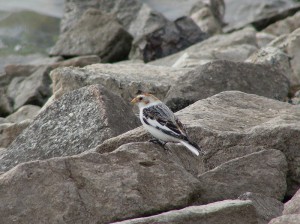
0,85,139,172
60,0,143,33
269,28,300,86
0,143,201,223
50,63,187,102
50,9,133,62
246,47,294,85
149,27,258,67
112,200,258,224
5,105,41,123
129,13,206,62
284,188,300,215
239,192,284,224
49,55,101,69
97,91,300,197
224,0,300,32
0,120,31,148
263,11,300,36
0,88,12,116
190,0,225,35
6,66,52,110
165,60,289,111
198,150,287,203
269,214,300,224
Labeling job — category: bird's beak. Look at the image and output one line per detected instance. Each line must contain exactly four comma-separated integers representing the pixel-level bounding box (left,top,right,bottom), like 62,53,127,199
131,97,138,104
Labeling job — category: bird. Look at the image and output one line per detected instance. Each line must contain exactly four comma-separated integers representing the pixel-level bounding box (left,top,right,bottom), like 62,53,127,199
131,93,203,156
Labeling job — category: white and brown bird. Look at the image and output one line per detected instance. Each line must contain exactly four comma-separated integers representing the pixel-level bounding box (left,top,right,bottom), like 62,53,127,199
131,93,202,156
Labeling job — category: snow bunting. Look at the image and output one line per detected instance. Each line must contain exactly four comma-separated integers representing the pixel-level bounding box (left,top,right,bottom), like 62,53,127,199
131,93,202,156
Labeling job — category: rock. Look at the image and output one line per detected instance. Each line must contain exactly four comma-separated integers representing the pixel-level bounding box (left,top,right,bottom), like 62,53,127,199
5,105,41,123
50,63,187,102
198,150,287,203
0,85,139,172
6,66,52,110
239,192,284,224
165,60,290,112
256,32,277,48
269,28,300,87
0,120,31,148
97,91,300,197
49,55,101,69
112,200,258,224
0,88,12,116
246,47,293,85
190,0,225,35
60,0,143,33
0,143,201,223
129,13,206,62
223,0,300,32
284,188,300,215
149,27,258,67
269,214,300,224
263,11,300,36
50,9,133,62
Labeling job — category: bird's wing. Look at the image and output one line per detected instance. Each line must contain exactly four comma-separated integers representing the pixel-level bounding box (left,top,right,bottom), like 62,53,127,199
142,103,188,141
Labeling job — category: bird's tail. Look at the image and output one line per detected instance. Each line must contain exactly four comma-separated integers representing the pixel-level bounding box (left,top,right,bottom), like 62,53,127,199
180,140,204,156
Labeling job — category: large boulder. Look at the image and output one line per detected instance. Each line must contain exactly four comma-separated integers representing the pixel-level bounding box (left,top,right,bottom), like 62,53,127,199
223,0,300,32
0,143,201,224
50,63,188,102
96,91,300,197
165,60,290,111
284,188,300,215
112,200,258,224
149,27,258,68
5,105,41,123
263,11,300,36
50,9,133,62
197,149,287,203
6,66,52,110
269,214,300,224
239,192,284,224
0,85,139,172
269,28,300,86
0,120,31,148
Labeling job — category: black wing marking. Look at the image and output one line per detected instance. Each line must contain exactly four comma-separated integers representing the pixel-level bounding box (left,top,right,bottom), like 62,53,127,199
143,103,188,141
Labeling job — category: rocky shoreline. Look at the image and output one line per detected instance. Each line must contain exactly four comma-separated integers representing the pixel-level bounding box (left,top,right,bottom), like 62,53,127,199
0,0,300,223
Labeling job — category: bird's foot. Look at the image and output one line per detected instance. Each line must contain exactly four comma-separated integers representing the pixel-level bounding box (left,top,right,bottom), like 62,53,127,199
149,139,168,151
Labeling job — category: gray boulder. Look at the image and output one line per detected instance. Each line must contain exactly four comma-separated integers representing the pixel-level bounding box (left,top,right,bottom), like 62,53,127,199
50,63,187,102
269,28,300,86
223,0,300,32
198,150,287,203
165,60,289,111
239,192,284,224
263,11,300,36
50,9,133,62
246,47,293,85
112,200,258,224
5,105,41,123
0,88,12,116
269,214,300,224
284,188,300,215
149,27,258,68
0,143,200,224
97,91,300,197
0,85,139,172
6,66,52,110
0,120,31,148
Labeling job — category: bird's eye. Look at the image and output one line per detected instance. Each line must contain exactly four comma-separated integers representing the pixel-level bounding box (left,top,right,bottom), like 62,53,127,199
138,97,143,100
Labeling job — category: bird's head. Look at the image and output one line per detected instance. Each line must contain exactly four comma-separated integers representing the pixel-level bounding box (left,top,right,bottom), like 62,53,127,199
131,93,160,108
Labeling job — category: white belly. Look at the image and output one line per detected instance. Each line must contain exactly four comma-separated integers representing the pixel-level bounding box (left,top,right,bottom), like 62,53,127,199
140,113,178,142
